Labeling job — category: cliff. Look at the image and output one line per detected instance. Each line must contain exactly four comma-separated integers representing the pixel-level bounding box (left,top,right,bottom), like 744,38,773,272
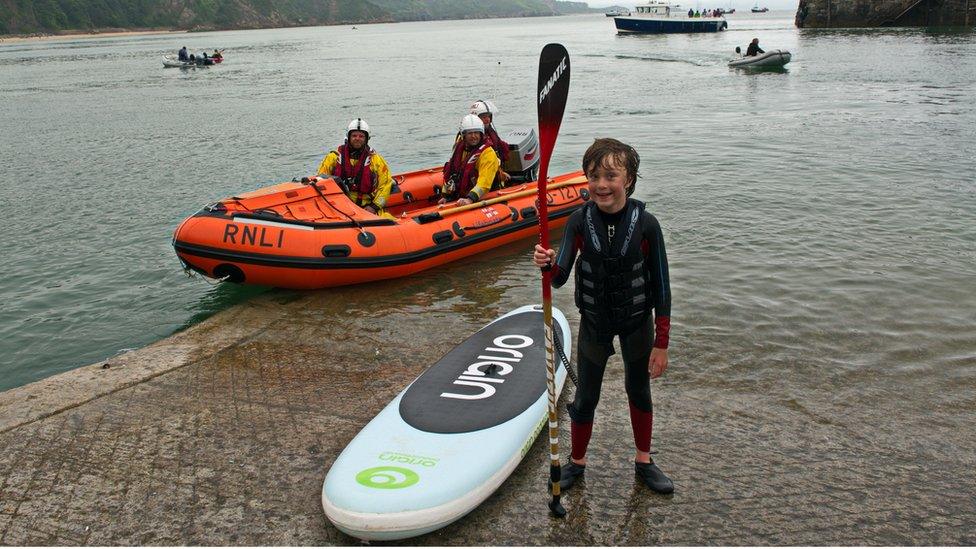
795,0,976,28
0,0,598,36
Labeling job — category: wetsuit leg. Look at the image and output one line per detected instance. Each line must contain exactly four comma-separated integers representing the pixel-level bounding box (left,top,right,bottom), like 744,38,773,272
567,320,614,460
619,315,655,452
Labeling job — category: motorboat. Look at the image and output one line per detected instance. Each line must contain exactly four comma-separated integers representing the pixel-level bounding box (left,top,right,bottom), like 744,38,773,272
172,128,592,289
614,2,728,33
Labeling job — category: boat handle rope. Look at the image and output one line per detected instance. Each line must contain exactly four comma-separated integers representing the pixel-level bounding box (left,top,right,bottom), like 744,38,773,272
302,177,367,235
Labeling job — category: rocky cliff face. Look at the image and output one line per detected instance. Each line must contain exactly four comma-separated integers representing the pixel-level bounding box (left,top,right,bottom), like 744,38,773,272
795,0,976,28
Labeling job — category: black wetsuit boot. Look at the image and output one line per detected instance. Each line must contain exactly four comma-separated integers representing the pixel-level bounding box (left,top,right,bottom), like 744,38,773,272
635,461,673,494
559,461,586,490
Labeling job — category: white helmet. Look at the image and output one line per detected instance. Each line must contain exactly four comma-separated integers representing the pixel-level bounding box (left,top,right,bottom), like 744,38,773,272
346,118,370,141
459,114,484,135
469,100,498,117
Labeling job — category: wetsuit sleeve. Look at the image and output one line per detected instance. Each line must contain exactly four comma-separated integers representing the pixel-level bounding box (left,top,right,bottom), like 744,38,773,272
469,147,500,201
643,213,672,348
316,151,339,177
371,154,393,208
551,210,583,288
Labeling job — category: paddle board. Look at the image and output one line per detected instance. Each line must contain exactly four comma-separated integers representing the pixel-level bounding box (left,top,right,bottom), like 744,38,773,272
321,304,571,540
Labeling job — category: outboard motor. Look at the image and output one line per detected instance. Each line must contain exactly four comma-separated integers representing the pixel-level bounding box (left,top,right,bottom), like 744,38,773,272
501,127,540,183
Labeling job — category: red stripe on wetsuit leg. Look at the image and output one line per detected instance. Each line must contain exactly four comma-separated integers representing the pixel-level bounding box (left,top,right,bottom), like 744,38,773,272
654,314,670,349
629,402,653,453
570,420,593,461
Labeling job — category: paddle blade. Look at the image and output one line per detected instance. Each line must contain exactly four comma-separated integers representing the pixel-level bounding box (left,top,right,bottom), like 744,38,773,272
536,43,571,181
536,43,571,250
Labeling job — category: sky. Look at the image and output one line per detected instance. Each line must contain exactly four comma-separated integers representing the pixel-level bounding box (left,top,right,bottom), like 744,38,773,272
584,0,800,8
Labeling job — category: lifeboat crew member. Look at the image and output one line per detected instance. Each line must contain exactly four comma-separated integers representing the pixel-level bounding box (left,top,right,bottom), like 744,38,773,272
469,100,511,185
316,118,394,217
533,138,674,495
439,114,500,206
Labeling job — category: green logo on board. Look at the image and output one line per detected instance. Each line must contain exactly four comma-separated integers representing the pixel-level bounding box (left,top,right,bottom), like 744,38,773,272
355,466,420,489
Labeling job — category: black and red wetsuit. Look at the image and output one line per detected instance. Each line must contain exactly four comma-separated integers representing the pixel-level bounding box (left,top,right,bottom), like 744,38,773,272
550,198,671,459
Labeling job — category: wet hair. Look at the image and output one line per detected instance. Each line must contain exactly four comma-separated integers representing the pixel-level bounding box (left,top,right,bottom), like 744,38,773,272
581,138,640,196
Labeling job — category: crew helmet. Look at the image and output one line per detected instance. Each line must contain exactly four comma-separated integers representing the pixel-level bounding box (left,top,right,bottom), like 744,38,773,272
469,100,498,117
459,114,484,135
346,118,370,142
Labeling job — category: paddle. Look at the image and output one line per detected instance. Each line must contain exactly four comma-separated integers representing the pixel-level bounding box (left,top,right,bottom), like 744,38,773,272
536,42,571,518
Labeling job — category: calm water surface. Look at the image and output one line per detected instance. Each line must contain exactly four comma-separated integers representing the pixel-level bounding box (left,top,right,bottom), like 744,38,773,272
0,13,974,391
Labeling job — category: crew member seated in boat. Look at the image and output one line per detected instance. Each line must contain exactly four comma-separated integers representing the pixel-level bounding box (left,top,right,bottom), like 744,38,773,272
469,100,511,185
746,38,765,57
316,118,394,217
178,46,188,61
439,114,500,206
212,49,222,60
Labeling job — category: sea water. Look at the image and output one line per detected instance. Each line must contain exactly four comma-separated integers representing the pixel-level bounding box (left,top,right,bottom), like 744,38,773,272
0,12,973,391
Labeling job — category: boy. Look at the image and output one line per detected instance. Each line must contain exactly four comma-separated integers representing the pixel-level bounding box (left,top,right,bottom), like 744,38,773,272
533,138,673,494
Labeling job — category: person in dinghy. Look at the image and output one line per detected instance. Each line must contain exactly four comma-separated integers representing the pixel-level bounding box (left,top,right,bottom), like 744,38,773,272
316,118,394,218
533,138,674,495
438,114,501,206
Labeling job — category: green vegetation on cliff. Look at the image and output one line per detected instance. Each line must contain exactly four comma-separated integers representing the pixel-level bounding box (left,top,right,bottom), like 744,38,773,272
0,0,599,35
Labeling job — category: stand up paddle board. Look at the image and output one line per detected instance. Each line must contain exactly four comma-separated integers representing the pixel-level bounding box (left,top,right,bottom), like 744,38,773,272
322,304,571,540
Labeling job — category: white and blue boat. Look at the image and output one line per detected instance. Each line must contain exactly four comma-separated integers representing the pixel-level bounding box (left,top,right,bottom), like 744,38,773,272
613,1,728,33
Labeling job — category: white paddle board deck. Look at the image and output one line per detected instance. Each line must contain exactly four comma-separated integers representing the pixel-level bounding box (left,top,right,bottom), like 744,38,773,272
322,304,570,540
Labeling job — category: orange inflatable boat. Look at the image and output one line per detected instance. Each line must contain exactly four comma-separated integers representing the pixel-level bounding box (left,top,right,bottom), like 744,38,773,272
172,167,589,289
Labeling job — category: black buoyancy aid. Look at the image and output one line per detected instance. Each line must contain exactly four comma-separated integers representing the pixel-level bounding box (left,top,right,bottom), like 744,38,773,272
443,140,489,199
574,200,651,336
333,144,376,197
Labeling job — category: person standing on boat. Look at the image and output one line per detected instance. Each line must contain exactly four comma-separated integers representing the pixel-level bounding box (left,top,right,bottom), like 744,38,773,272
178,46,188,61
469,100,511,185
439,114,500,206
532,138,674,495
746,38,765,57
688,8,694,17
316,118,394,217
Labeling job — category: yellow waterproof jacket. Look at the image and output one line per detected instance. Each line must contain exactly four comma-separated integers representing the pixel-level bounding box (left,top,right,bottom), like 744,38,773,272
443,144,500,202
316,149,394,210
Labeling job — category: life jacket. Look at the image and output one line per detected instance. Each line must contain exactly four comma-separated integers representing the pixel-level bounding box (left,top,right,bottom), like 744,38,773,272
574,200,651,337
332,144,376,201
443,140,490,200
484,125,510,163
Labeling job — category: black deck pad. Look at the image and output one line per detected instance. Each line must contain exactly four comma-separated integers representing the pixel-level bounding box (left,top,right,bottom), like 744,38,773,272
400,309,556,434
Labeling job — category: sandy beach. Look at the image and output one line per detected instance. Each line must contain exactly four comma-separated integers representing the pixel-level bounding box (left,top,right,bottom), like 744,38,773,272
0,28,184,44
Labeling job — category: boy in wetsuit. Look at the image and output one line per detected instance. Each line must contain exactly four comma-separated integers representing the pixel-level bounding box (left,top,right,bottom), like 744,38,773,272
533,138,673,494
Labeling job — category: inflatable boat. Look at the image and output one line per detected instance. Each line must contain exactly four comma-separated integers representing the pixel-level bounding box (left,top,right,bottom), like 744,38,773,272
163,55,222,68
172,129,590,289
728,49,791,68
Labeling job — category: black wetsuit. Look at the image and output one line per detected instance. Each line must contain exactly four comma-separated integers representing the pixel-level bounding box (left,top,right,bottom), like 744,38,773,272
550,199,671,457
746,42,765,56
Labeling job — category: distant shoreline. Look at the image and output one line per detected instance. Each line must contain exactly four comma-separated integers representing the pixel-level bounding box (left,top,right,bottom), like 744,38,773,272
0,28,184,44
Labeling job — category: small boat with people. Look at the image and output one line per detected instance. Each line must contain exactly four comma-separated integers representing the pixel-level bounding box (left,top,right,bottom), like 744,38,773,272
729,48,791,68
164,47,223,68
613,1,728,33
751,3,770,12
172,128,591,289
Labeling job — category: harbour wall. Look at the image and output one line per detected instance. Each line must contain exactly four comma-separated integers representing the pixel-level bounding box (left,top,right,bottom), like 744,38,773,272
795,0,976,27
